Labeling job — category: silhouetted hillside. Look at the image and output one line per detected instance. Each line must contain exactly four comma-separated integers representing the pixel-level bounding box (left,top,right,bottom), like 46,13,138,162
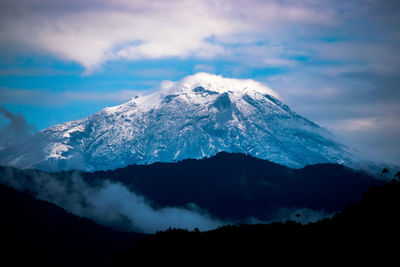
111,181,400,265
86,152,385,221
0,185,146,267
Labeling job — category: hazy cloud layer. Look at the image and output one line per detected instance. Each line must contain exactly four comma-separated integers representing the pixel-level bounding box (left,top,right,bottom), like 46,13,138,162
0,166,225,233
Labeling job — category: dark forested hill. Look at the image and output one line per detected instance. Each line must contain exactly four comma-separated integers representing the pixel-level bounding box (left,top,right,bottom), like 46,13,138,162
85,152,385,221
0,152,385,233
110,181,400,265
0,185,146,267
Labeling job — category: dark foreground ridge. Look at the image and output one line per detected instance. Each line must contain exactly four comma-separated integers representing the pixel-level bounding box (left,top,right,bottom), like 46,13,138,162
111,181,400,265
0,185,147,267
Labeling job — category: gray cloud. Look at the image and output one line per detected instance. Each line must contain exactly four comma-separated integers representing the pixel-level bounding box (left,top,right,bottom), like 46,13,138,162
0,166,225,233
0,106,35,149
0,107,45,168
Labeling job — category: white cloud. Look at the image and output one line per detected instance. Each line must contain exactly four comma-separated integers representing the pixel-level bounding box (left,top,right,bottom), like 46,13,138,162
0,0,237,72
0,0,339,72
159,72,279,98
0,168,224,233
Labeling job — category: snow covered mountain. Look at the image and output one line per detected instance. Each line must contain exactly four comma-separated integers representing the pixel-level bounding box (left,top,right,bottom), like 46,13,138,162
0,73,352,171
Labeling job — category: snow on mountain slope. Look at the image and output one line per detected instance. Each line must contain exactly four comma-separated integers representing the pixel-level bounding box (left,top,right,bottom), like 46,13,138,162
0,73,352,171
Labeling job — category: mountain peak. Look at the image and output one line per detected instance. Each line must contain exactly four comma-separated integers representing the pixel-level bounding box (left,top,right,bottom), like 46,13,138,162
105,72,279,114
159,72,279,98
1,73,351,171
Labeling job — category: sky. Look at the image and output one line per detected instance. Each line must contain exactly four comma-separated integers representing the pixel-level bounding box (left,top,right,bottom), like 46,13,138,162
0,0,399,164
